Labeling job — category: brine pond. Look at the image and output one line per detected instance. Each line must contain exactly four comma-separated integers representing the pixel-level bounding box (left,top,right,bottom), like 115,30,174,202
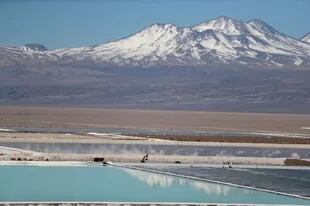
2,142,310,158
0,164,310,205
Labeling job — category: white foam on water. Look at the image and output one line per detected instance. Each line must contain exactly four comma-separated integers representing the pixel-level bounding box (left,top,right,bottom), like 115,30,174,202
0,128,15,132
0,146,31,154
290,152,301,159
301,127,310,130
0,161,92,167
87,132,110,136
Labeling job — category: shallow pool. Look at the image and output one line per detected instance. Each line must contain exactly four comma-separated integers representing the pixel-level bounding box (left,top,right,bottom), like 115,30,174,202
2,142,310,158
0,164,309,204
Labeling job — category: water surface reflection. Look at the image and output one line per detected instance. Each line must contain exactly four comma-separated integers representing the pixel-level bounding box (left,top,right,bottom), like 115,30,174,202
124,168,236,196
1,142,309,158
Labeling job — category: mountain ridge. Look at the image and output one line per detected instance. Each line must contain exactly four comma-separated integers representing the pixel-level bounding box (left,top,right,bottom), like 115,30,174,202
1,16,310,69
1,17,310,110
301,33,310,43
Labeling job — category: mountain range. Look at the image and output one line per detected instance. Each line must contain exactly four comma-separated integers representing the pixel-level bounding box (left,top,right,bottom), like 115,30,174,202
1,17,310,112
1,16,310,69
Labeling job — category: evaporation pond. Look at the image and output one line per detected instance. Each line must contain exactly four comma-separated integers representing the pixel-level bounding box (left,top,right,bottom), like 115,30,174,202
0,164,309,205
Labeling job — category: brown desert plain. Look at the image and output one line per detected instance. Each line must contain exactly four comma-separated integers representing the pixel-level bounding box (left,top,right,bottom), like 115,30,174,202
1,106,310,165
0,105,310,138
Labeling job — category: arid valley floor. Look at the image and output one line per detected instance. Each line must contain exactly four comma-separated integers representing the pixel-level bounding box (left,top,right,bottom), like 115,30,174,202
1,106,310,135
1,106,310,202
0,106,310,164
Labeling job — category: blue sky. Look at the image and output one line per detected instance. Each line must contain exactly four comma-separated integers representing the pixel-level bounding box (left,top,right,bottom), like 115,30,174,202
0,0,309,49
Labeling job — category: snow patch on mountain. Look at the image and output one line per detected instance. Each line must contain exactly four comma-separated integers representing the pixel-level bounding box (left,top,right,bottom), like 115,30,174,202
193,16,245,35
294,57,303,66
1,16,310,69
301,33,310,43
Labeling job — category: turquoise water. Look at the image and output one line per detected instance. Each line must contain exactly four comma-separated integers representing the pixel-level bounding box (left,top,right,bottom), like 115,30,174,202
0,165,310,204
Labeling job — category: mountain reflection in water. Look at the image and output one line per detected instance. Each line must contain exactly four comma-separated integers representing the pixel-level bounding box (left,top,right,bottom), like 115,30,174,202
124,168,235,196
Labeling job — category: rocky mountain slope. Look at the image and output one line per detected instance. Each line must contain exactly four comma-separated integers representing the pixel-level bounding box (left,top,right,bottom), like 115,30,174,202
1,17,310,112
1,16,310,69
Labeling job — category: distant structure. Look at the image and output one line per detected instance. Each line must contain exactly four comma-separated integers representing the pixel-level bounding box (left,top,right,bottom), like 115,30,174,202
140,154,149,163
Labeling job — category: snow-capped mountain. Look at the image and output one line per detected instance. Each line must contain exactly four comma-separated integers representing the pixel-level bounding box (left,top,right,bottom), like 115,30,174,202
1,16,310,69
0,45,55,68
301,33,310,44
